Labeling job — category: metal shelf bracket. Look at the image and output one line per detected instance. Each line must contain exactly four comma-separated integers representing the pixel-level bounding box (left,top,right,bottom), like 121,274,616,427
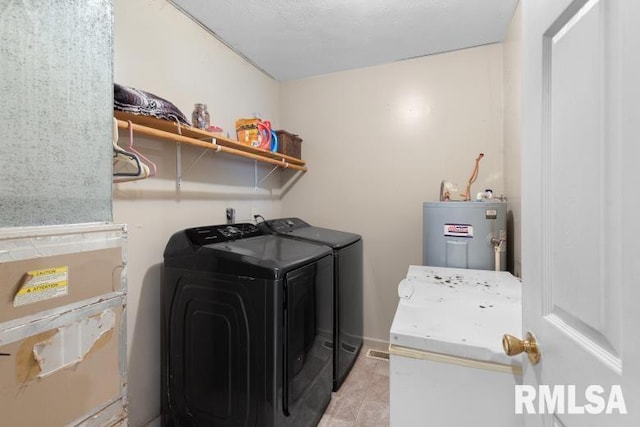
176,138,221,189
254,161,283,191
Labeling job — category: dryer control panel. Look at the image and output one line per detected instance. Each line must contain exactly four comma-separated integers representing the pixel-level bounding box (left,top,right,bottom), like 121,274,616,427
186,223,263,246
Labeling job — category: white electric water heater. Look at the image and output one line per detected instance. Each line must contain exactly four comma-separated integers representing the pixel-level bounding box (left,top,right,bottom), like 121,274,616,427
423,201,507,271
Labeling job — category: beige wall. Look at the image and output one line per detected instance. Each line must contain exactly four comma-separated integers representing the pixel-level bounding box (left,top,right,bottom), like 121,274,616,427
280,44,505,343
113,1,281,426
503,1,522,276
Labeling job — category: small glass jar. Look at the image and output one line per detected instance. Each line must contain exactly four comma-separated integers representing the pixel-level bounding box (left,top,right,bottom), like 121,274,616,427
192,103,210,130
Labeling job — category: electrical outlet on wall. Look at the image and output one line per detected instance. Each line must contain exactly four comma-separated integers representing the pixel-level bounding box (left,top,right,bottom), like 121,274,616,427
226,208,235,224
251,208,259,221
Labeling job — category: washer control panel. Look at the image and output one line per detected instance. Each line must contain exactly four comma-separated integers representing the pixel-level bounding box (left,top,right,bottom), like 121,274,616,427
186,223,263,245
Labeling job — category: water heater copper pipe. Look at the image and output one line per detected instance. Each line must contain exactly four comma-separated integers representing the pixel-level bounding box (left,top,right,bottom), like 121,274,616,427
460,153,484,201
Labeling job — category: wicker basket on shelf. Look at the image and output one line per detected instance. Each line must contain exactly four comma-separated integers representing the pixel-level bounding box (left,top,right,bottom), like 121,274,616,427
275,130,302,159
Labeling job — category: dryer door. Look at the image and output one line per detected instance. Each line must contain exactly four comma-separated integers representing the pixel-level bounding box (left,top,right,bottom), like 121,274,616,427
282,255,333,420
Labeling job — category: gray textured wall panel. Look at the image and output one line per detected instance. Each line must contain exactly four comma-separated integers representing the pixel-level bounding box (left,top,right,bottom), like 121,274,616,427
0,0,113,227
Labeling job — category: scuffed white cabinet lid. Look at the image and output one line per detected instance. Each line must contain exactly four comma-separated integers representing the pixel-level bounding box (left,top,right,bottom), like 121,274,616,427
390,265,522,367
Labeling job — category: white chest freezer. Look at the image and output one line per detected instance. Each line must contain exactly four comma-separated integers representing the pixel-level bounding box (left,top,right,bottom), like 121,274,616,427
389,265,523,427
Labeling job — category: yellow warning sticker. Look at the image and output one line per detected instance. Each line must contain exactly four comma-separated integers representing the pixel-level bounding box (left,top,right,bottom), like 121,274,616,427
13,266,69,307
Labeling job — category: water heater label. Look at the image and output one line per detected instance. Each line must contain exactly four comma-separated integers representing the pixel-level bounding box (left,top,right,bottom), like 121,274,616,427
444,224,474,238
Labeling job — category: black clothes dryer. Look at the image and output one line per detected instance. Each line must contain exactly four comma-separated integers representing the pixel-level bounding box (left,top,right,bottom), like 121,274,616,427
258,218,363,391
162,223,334,427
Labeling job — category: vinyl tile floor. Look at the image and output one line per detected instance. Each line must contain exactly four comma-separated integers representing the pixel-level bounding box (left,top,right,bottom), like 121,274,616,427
319,347,390,427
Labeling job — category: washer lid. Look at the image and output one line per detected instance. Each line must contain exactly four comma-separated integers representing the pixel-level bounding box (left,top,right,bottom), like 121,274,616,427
390,266,522,367
164,224,332,279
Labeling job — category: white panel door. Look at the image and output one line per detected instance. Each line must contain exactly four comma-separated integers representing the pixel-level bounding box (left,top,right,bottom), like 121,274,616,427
521,0,640,425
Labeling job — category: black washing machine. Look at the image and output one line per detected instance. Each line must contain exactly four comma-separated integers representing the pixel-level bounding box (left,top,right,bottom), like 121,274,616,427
258,218,363,391
162,223,334,427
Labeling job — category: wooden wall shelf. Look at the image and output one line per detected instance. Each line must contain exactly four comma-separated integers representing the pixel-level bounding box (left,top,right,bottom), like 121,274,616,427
114,111,307,172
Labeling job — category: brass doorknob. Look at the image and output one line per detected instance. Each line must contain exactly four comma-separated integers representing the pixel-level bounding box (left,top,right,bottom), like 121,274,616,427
502,332,541,365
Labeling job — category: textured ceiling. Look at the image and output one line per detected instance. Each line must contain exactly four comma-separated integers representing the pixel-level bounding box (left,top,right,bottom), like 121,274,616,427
169,0,518,81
